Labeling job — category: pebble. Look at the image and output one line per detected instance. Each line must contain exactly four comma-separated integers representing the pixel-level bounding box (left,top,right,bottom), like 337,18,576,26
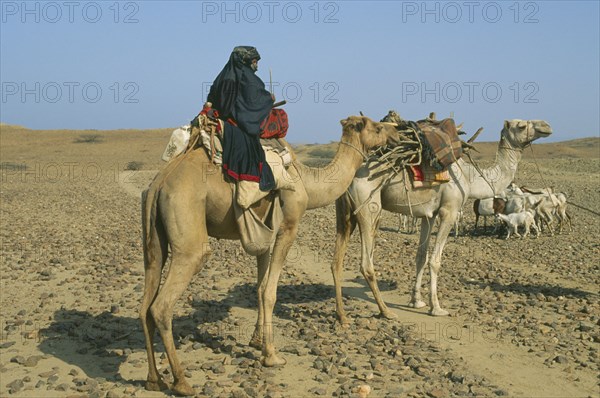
554,355,569,364
356,384,371,398
55,383,70,391
7,379,24,393
24,355,42,367
38,369,58,378
428,388,447,398
309,387,327,395
578,322,594,332
10,355,25,364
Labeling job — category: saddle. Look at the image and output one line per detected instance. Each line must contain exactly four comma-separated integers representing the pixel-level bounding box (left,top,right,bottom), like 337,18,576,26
376,111,461,189
416,118,463,171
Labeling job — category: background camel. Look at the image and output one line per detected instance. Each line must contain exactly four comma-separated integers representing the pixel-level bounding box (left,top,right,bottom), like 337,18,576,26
331,119,552,324
139,116,399,395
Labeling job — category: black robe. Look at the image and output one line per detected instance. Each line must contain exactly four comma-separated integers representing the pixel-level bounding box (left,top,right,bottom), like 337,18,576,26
207,47,275,191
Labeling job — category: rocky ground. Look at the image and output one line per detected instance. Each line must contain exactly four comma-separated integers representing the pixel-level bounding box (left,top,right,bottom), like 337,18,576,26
0,126,598,397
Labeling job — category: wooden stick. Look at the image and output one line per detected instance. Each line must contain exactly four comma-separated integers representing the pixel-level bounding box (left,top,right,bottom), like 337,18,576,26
468,127,484,144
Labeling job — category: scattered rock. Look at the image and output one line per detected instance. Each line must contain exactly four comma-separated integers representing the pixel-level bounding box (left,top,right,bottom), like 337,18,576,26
0,341,16,349
55,383,70,391
554,355,569,364
24,355,42,367
7,379,24,393
10,355,25,364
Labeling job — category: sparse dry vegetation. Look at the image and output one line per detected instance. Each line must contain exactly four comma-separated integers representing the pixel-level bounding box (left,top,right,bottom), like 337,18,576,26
125,161,144,171
74,133,103,144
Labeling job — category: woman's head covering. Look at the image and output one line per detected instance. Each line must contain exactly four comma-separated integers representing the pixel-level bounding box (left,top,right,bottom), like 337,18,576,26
232,46,260,66
207,46,273,135
207,46,262,118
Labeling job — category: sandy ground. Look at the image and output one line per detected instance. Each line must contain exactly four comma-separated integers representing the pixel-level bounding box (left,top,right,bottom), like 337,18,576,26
0,125,598,398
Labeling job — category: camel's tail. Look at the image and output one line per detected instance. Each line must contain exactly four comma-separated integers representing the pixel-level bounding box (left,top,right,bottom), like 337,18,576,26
141,182,165,270
333,192,358,257
336,193,357,236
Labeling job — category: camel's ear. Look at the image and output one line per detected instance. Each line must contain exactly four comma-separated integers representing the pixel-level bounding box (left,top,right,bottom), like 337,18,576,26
340,118,348,126
504,120,510,130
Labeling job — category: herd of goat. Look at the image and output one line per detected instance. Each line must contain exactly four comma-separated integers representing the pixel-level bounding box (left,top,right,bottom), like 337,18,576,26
398,183,573,239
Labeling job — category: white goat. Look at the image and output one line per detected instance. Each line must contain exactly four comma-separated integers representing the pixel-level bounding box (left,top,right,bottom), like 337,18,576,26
473,183,522,234
473,198,496,232
398,214,418,234
554,192,573,233
495,211,540,239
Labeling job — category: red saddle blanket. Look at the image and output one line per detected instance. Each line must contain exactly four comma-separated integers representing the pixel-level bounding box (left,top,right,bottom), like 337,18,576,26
260,109,289,139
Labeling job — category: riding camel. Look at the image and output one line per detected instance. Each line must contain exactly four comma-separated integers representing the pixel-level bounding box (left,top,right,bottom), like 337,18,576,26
140,116,399,395
331,119,552,324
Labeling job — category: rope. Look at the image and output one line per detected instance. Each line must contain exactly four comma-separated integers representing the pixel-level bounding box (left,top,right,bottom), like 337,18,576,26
340,140,368,162
566,201,600,217
465,151,497,195
523,133,599,217
528,144,551,189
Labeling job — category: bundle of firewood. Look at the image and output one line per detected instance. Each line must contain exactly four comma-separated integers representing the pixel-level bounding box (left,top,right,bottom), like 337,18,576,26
369,110,483,173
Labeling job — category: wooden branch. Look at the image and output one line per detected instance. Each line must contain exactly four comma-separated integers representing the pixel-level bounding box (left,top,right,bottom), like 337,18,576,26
467,127,484,144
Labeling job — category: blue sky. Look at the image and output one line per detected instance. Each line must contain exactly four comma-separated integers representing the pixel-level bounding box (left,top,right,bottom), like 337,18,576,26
1,0,599,143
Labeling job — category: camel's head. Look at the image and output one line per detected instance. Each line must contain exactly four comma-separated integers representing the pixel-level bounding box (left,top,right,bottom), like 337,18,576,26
340,116,400,152
501,119,552,148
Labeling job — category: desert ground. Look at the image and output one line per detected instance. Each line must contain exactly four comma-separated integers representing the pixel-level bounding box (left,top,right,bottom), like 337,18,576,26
0,124,598,398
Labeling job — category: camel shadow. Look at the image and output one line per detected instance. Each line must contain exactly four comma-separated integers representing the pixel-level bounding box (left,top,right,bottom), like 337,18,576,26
224,279,397,321
38,300,231,382
225,282,337,321
37,280,402,384
38,310,145,382
461,279,595,298
379,226,417,235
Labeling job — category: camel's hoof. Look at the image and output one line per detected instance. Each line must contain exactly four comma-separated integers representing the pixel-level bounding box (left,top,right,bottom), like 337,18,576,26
145,378,169,392
430,308,449,317
262,354,287,367
381,310,398,320
249,336,262,350
171,380,195,396
337,317,351,328
409,300,427,309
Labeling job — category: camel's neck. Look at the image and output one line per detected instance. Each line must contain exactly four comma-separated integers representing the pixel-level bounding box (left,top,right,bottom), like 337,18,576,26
463,136,523,199
294,137,365,210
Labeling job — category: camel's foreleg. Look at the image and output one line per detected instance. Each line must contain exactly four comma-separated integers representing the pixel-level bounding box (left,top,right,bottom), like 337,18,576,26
356,200,396,320
250,251,270,349
261,217,301,367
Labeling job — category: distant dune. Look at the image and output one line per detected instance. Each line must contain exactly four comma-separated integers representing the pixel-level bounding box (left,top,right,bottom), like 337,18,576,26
1,123,598,165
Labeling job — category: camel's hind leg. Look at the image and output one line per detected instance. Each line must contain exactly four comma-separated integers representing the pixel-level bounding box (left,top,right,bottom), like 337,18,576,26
150,247,210,396
331,195,357,325
410,217,433,309
140,190,169,392
355,199,396,320
427,209,456,316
